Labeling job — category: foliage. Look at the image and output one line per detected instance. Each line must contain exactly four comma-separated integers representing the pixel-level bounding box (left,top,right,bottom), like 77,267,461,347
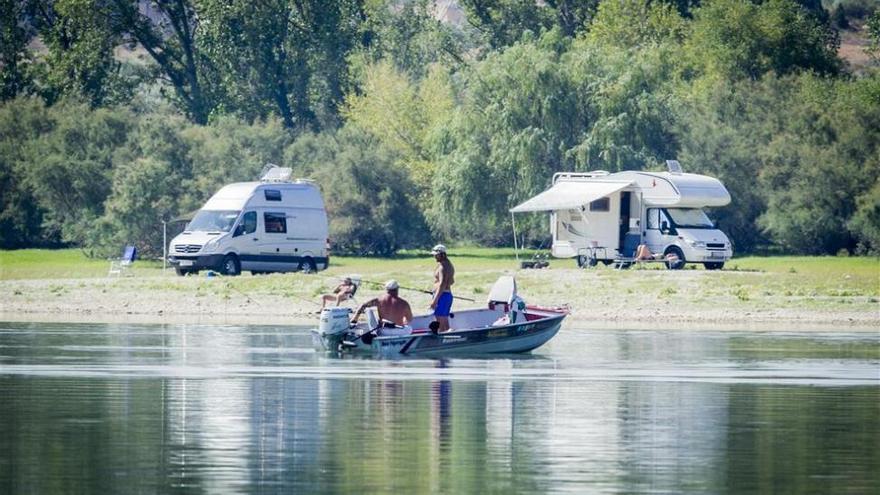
28,0,131,107
0,0,34,101
343,60,454,200
0,98,54,248
21,99,134,246
198,0,368,130
685,0,841,81
284,128,429,255
360,0,469,79
586,0,687,49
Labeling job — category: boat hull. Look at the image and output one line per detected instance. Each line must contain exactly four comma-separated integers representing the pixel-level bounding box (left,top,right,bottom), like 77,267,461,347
312,311,566,357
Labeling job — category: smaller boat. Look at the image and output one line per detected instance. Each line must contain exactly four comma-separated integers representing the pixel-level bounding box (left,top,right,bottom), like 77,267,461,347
311,276,568,357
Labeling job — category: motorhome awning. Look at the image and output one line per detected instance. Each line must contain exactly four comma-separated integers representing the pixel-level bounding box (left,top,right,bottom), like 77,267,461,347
509,180,632,213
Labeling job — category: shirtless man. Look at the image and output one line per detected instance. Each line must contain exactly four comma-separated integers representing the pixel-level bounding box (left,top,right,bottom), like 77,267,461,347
350,280,413,326
430,244,455,333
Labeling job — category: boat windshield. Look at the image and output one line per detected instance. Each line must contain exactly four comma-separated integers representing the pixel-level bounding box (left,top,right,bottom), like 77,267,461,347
666,208,714,229
186,210,240,232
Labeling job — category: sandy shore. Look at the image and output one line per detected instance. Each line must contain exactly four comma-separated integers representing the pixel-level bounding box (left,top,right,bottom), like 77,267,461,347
1,269,877,331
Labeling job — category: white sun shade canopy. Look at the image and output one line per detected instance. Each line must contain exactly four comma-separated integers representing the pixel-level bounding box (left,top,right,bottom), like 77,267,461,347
510,180,632,213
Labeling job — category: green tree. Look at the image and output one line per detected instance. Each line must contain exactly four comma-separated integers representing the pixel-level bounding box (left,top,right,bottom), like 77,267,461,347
359,0,468,79
459,0,556,48
0,0,34,101
0,98,54,248
430,30,579,242
685,0,841,81
285,128,429,255
108,0,217,124
343,60,454,201
29,0,129,107
181,115,292,208
585,0,686,49
198,0,368,130
23,100,134,245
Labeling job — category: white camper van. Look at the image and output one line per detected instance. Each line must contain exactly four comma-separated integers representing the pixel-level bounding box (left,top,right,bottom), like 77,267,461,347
168,167,329,276
511,161,733,269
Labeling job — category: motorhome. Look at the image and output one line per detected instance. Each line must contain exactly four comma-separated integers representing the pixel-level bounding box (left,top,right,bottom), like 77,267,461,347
510,161,733,269
168,166,329,276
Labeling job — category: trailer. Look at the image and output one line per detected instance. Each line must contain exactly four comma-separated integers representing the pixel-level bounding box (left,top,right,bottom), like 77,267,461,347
510,161,733,270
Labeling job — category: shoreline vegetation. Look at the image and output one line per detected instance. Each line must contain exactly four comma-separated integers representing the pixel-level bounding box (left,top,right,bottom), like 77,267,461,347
1,248,877,330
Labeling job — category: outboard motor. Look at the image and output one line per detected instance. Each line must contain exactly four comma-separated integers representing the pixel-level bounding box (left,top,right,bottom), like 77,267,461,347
318,307,351,337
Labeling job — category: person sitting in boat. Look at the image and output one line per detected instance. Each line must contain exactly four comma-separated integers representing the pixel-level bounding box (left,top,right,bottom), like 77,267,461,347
350,280,413,326
319,277,356,310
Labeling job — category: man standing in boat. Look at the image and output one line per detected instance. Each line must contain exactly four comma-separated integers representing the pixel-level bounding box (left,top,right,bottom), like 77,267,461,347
430,244,455,333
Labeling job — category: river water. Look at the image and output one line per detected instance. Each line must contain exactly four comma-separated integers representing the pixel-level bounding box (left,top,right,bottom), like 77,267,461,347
1,322,877,494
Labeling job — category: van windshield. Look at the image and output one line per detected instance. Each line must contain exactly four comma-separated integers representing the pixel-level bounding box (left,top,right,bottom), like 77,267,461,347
666,208,714,228
186,210,240,232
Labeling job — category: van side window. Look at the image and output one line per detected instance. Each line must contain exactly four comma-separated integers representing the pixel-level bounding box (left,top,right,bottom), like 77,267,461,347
265,189,282,201
589,197,610,212
237,211,257,236
647,209,660,229
264,212,287,233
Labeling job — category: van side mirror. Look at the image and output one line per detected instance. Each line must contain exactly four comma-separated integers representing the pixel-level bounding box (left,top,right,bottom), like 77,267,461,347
661,220,669,233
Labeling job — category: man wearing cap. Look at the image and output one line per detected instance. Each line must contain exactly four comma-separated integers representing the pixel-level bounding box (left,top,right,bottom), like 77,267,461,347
430,244,455,333
350,280,413,326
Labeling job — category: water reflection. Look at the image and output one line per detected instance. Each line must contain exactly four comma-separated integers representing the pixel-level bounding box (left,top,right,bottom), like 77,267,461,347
0,322,878,494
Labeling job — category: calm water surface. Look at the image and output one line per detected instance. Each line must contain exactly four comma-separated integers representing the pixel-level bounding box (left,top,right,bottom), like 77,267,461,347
1,322,878,494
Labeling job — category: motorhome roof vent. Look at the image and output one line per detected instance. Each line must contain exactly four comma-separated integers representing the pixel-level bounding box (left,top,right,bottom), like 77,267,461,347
260,164,293,183
666,160,683,175
589,170,610,177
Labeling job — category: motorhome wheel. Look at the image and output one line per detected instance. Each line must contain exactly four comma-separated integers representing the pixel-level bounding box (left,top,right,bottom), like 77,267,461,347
704,262,724,270
174,267,191,277
220,254,241,276
664,247,686,270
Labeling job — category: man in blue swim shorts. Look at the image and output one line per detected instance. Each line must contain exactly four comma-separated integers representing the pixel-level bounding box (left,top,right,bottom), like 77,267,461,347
430,244,455,333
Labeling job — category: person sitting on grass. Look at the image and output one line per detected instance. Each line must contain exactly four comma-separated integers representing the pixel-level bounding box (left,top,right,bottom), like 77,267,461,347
319,277,356,310
634,244,656,261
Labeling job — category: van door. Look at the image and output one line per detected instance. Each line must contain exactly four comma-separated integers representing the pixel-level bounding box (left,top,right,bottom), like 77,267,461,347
260,210,290,271
645,208,674,254
229,210,258,270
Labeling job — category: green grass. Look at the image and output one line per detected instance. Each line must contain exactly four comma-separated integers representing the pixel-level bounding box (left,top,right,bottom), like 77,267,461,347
1,249,877,300
0,249,161,279
2,248,877,322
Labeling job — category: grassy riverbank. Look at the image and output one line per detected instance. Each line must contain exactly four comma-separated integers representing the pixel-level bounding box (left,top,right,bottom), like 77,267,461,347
1,248,878,328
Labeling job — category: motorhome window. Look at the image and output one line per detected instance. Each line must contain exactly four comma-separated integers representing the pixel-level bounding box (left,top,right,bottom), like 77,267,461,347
647,209,660,229
589,197,610,212
264,189,282,201
666,208,714,228
264,212,287,233
187,210,240,232
241,211,257,235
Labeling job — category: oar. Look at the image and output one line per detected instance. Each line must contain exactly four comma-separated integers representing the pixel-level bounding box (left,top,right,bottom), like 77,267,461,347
359,279,475,302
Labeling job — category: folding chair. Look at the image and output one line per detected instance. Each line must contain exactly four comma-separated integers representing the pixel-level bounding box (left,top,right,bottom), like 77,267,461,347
108,245,137,276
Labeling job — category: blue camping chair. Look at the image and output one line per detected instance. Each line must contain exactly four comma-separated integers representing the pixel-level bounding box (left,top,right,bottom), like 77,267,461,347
108,246,137,276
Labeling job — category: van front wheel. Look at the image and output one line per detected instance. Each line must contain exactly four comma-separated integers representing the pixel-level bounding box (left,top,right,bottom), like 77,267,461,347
220,254,240,276
299,257,317,274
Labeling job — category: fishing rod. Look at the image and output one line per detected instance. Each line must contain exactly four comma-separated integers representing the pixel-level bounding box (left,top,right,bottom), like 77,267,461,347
358,278,476,302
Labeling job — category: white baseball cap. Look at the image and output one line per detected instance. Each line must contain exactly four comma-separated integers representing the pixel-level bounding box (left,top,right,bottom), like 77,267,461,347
431,244,447,254
385,280,399,290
